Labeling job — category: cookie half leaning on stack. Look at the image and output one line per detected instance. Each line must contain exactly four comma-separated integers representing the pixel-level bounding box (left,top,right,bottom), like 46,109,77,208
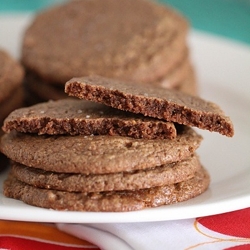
1,76,234,212
22,0,197,105
0,49,24,172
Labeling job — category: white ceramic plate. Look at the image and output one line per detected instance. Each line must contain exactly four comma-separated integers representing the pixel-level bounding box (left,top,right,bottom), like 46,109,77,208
0,15,250,223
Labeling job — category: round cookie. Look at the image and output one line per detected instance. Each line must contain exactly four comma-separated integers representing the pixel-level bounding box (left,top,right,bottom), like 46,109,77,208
0,50,24,103
0,127,202,174
3,99,177,139
65,75,234,137
10,154,201,192
21,0,188,84
4,166,210,212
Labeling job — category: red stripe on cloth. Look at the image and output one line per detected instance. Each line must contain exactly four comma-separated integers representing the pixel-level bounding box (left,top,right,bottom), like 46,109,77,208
225,244,250,250
197,208,250,238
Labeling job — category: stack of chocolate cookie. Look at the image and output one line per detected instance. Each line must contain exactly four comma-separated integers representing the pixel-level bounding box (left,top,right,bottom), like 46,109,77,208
0,49,24,171
1,76,234,212
22,0,197,105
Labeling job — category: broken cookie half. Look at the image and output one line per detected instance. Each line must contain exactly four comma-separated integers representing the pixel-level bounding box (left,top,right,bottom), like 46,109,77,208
65,75,234,137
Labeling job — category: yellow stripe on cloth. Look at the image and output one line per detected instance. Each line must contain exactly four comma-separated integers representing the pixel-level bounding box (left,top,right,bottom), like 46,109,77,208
0,220,97,247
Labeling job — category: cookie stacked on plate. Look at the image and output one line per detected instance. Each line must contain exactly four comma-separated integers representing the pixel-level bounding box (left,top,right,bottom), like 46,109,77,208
0,49,24,171
22,0,197,105
1,76,234,212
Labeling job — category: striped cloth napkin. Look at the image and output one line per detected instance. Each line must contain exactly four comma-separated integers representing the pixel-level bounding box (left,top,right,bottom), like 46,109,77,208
1,208,249,250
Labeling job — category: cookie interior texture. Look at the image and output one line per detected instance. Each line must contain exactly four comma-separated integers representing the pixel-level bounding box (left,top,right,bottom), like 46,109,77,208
3,99,177,139
65,75,234,137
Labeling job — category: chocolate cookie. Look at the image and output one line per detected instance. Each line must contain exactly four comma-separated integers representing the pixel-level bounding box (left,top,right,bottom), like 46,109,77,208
65,75,234,136
3,99,177,139
0,127,202,174
10,154,201,192
0,50,24,103
21,0,188,84
4,166,210,212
